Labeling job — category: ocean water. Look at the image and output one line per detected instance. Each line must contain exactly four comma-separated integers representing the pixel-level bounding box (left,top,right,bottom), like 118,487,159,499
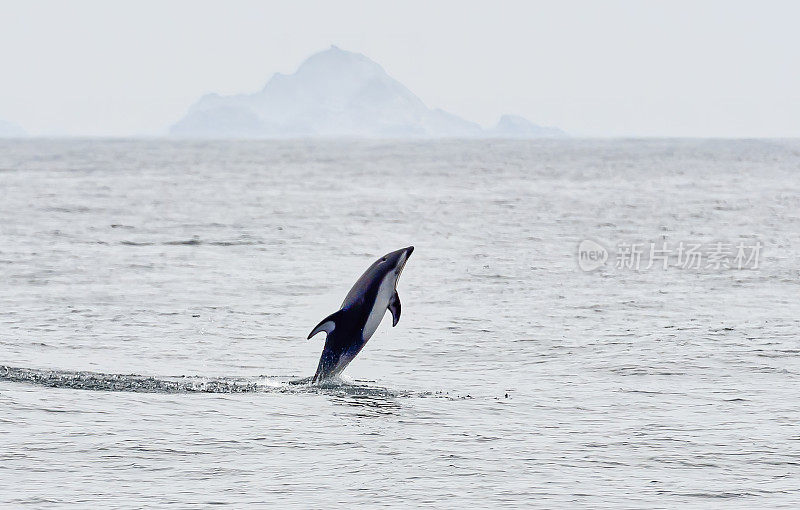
1,139,799,508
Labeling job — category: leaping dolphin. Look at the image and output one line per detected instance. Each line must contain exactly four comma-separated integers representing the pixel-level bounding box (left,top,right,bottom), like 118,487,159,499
308,246,414,383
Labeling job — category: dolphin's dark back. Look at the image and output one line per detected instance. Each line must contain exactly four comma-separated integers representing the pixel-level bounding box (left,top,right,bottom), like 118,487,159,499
341,259,387,309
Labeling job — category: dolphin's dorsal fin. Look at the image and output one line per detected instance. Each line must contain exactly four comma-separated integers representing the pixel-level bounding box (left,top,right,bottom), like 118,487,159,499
307,310,343,339
388,291,401,327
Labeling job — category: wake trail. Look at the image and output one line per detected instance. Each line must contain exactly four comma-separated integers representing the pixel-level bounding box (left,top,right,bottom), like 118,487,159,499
1,365,262,393
0,365,451,399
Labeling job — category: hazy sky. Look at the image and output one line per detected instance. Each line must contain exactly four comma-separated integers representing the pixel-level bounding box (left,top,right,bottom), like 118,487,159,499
1,0,798,137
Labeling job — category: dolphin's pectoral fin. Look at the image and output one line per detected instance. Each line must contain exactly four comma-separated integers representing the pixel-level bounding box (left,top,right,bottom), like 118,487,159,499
308,310,343,339
388,290,401,327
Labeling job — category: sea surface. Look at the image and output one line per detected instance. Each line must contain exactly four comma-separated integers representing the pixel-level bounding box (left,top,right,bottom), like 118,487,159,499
1,139,799,508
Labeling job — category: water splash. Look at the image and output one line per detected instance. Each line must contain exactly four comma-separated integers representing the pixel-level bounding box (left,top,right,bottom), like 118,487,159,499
0,365,260,393
0,365,449,399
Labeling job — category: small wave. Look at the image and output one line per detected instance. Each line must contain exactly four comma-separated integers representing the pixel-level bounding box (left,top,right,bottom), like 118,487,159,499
163,238,203,246
119,241,154,246
120,238,264,247
0,365,446,399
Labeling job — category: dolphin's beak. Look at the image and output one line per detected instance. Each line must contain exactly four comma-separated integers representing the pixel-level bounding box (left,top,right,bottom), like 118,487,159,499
400,246,414,267
394,246,414,278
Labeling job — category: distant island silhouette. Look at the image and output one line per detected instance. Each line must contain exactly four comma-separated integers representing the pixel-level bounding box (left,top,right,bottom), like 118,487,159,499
170,46,565,138
0,119,26,138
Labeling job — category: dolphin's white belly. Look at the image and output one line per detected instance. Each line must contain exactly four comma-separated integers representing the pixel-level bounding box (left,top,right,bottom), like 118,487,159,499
362,275,395,341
